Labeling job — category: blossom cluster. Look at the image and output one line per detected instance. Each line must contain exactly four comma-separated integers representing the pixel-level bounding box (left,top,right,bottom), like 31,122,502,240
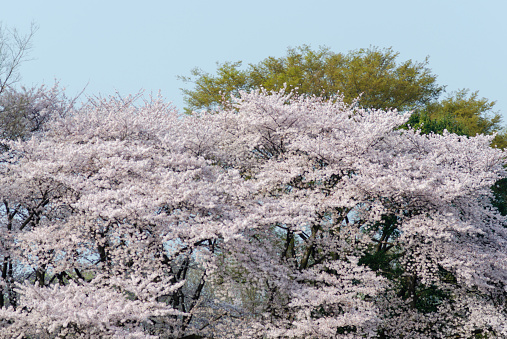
0,88,505,338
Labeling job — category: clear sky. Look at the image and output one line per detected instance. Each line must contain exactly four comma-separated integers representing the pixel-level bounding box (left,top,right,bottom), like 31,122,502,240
3,0,507,122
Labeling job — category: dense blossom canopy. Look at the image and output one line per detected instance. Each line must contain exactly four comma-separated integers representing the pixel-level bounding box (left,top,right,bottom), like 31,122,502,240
0,88,505,338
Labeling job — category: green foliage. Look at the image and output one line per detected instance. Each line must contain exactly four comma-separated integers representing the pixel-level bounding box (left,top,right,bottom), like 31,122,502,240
491,178,507,216
420,89,507,148
405,111,468,136
179,61,250,113
180,46,443,113
322,47,442,111
425,89,500,134
181,46,505,148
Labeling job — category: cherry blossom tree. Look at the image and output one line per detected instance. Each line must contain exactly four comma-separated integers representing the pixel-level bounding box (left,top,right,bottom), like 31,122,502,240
199,90,507,338
0,87,505,338
0,91,255,337
0,82,78,142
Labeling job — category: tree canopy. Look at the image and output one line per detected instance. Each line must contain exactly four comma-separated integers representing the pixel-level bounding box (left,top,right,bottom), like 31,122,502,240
180,46,506,147
180,46,444,113
0,89,506,338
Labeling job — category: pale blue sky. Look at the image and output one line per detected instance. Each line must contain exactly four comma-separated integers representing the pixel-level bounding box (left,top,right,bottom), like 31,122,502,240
3,0,507,122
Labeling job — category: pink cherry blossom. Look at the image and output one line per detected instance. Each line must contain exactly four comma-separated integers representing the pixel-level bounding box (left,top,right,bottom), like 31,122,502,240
0,88,505,338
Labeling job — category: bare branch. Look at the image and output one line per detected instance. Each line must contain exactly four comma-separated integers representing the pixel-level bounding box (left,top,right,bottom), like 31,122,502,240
0,22,38,95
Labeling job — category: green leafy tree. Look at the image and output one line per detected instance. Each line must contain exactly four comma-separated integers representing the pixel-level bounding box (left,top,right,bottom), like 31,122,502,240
425,89,500,134
422,89,506,147
181,45,506,149
179,46,443,113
